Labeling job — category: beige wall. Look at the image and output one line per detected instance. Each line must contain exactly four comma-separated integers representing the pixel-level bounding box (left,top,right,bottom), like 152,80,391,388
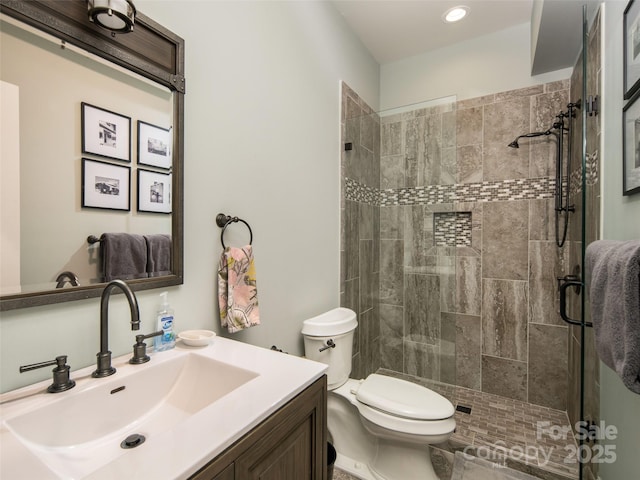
0,81,21,294
0,0,379,393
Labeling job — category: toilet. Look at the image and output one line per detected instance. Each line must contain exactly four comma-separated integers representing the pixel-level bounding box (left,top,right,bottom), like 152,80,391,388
302,307,455,480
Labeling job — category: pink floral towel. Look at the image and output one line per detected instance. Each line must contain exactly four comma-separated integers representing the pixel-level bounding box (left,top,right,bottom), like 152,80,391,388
218,245,260,333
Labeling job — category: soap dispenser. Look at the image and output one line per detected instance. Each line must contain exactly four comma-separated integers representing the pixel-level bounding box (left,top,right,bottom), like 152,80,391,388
154,291,176,351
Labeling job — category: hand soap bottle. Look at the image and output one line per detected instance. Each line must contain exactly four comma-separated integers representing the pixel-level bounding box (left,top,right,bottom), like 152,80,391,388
154,291,175,351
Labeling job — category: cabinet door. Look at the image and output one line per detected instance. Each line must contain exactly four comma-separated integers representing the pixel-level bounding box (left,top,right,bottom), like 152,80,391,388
188,376,327,480
213,463,234,480
234,378,326,480
191,461,233,480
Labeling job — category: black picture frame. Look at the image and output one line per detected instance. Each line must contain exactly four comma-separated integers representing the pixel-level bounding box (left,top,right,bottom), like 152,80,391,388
137,168,172,213
81,102,131,162
81,158,131,210
622,90,640,195
624,0,640,99
137,120,172,169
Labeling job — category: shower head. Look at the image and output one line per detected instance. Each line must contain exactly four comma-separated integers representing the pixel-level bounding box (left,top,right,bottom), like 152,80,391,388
507,130,557,149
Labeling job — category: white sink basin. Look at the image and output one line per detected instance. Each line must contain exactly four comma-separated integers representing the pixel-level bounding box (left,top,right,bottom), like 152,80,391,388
0,337,326,480
6,354,258,448
3,352,258,478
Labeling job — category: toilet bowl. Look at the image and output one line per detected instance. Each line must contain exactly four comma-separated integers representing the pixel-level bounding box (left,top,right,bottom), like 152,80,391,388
302,308,455,480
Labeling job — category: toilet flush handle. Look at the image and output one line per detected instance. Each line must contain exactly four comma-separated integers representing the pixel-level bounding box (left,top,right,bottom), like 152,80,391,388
319,339,336,352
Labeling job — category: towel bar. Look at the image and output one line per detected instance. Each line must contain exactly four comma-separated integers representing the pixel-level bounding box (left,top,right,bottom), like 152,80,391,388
87,235,102,244
216,213,253,249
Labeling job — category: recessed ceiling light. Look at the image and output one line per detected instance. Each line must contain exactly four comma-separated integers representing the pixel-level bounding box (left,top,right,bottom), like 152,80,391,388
443,5,469,23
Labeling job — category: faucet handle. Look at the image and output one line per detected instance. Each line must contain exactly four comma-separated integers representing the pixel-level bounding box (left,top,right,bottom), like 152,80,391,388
19,355,76,393
129,331,163,365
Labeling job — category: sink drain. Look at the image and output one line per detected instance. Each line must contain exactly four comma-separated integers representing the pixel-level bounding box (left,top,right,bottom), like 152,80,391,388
120,433,146,449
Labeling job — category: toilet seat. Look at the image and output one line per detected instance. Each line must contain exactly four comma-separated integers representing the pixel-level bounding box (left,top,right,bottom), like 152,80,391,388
348,374,456,437
355,374,454,420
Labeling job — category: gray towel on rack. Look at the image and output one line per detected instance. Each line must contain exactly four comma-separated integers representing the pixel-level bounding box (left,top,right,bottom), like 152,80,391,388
585,239,640,394
145,234,171,277
100,233,148,282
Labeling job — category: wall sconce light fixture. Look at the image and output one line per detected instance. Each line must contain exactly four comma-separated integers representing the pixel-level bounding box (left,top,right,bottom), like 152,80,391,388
87,0,136,33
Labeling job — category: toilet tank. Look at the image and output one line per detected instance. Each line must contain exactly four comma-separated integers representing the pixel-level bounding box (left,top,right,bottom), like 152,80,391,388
301,308,357,390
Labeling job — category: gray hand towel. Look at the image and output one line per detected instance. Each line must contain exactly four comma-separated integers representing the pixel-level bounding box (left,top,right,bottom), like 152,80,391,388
100,233,148,282
144,234,172,277
585,239,640,394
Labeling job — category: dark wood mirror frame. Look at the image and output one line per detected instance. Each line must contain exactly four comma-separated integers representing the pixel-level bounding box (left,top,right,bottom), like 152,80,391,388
0,0,184,311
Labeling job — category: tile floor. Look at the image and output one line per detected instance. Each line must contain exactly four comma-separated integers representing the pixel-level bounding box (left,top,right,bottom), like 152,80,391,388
330,370,580,480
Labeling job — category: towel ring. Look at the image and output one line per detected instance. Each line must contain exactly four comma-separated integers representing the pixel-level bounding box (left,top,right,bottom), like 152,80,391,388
216,213,253,249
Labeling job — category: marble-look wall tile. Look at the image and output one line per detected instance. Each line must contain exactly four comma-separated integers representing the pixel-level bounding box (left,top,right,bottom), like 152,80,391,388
381,121,402,156
529,241,564,326
442,109,457,149
359,203,374,240
405,114,443,187
482,279,528,361
440,145,457,186
343,277,360,356
361,113,376,153
452,313,482,390
494,85,544,102
381,155,405,189
343,200,359,281
405,273,440,345
457,106,483,146
530,90,569,178
438,257,457,314
482,355,528,402
360,147,376,188
405,340,440,380
440,314,456,384
458,93,496,110
380,205,404,239
359,240,373,313
380,304,404,372
529,198,556,241
482,201,529,280
457,145,483,184
528,323,568,410
483,97,531,181
404,205,432,267
380,239,403,305
456,255,481,315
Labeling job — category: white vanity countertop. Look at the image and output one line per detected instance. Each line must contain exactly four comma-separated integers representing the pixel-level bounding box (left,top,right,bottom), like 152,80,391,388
0,337,327,479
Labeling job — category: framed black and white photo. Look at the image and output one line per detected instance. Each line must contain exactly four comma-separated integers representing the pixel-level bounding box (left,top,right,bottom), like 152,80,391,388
622,91,640,195
81,102,131,161
625,0,640,99
137,169,172,213
137,120,172,169
82,158,131,210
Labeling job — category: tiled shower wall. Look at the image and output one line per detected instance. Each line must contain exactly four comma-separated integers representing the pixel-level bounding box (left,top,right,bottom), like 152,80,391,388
341,80,575,410
340,83,381,380
378,82,572,410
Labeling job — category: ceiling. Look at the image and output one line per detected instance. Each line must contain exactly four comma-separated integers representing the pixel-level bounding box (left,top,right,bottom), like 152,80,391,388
330,0,591,74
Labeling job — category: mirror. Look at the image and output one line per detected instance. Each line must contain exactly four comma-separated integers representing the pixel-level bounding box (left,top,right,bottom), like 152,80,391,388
0,0,184,310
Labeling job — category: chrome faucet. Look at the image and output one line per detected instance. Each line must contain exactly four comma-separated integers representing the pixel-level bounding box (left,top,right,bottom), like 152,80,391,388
93,280,141,378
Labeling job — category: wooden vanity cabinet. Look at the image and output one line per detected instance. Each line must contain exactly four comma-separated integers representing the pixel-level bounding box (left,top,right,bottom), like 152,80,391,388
189,375,327,480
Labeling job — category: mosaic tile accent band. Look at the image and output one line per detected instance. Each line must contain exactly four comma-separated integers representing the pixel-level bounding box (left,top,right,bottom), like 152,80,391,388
345,176,557,206
434,212,472,247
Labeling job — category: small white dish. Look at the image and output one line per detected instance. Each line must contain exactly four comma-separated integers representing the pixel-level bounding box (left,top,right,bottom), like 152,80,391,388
178,330,216,347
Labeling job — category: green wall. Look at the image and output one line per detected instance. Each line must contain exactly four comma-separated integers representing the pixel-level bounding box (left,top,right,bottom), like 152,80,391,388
599,2,640,479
